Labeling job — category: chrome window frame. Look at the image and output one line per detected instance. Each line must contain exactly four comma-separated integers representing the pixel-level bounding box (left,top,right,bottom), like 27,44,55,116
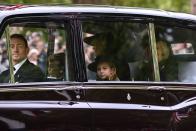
5,25,15,83
149,23,160,81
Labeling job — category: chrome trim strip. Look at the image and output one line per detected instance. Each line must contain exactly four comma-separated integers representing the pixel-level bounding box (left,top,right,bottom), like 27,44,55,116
149,23,160,81
89,102,171,110
0,97,196,110
0,101,89,109
5,25,15,83
1,85,196,92
0,86,81,92
89,96,196,111
82,85,196,91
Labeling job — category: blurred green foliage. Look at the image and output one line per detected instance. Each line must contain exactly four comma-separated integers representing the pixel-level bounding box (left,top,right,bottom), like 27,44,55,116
0,0,71,5
104,0,191,13
0,0,191,13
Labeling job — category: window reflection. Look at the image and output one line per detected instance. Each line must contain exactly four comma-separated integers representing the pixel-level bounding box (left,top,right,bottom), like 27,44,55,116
171,43,194,55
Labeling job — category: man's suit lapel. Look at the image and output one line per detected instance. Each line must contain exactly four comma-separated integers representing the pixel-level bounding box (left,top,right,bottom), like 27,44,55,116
0,60,31,83
4,70,10,83
14,60,29,82
0,69,11,83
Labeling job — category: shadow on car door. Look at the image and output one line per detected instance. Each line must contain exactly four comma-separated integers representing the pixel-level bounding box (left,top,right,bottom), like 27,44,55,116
0,82,92,131
84,82,179,131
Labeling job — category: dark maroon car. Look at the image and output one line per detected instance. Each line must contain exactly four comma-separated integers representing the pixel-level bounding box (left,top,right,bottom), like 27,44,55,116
0,4,196,131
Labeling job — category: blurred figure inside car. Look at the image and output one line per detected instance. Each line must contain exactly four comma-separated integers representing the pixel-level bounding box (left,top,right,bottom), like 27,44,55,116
48,53,65,80
28,48,39,65
138,40,178,81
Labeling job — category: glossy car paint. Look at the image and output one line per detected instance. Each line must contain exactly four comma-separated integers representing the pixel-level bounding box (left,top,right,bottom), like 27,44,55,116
0,83,91,131
84,82,196,130
0,5,196,131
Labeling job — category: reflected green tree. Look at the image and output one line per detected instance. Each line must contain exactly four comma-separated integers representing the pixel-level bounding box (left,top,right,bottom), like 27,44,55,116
104,0,190,13
0,0,191,13
0,0,71,4
72,0,191,13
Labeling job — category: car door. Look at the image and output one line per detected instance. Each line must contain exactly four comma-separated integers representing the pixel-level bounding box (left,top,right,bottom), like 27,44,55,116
0,14,91,130
81,16,171,131
83,82,174,131
81,14,196,131
152,22,196,131
0,83,91,131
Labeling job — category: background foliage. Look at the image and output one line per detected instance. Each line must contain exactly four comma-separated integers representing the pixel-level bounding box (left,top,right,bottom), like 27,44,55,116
104,0,190,13
0,0,191,13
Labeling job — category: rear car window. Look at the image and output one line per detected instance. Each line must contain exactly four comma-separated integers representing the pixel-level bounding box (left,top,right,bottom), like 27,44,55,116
155,25,196,83
82,20,196,83
82,21,153,81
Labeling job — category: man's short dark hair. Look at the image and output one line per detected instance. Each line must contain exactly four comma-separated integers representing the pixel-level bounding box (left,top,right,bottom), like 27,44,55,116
10,34,28,48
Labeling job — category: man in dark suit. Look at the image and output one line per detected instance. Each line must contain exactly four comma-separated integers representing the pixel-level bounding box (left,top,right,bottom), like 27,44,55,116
0,34,45,83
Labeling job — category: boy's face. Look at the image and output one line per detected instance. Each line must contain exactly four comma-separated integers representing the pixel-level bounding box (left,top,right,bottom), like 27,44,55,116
97,62,115,80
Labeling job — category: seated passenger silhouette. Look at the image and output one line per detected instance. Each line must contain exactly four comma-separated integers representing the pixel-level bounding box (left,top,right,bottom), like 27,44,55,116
138,41,178,81
47,53,65,80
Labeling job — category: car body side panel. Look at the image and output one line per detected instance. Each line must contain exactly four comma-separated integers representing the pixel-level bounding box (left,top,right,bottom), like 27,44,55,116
84,83,173,130
0,84,92,131
0,102,90,130
84,82,196,131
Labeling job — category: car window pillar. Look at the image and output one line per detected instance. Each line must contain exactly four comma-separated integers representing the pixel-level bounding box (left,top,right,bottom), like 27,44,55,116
5,25,15,83
67,17,87,82
149,23,160,81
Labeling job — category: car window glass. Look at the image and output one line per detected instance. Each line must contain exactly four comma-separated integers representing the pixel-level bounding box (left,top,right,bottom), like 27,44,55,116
0,19,71,84
155,25,196,82
0,33,8,74
82,21,154,81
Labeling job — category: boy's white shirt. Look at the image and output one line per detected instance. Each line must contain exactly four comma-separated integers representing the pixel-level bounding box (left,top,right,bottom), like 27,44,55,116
14,58,27,75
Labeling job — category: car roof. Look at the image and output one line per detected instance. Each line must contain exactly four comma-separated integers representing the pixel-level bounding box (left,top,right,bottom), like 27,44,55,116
0,4,196,22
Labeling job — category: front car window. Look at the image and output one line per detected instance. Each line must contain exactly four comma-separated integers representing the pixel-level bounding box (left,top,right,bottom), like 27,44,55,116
0,17,73,84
